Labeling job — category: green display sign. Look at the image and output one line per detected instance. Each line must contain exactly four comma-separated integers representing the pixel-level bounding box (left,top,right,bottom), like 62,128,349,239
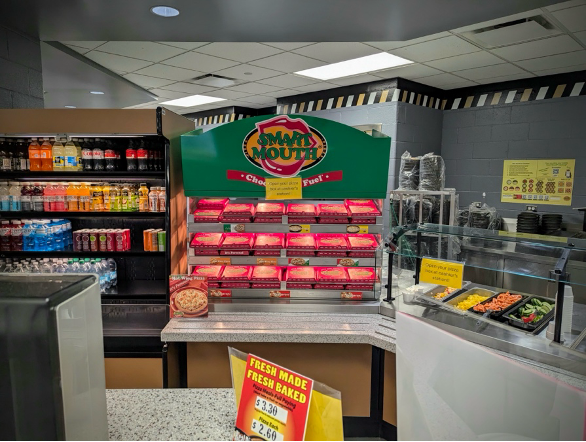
181,114,391,198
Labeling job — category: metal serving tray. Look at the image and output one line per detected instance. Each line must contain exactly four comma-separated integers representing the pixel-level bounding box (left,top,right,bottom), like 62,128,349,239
506,296,556,332
422,282,470,302
469,291,528,318
445,287,496,311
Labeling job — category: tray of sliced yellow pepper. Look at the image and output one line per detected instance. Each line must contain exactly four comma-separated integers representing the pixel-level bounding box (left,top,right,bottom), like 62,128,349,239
446,288,496,311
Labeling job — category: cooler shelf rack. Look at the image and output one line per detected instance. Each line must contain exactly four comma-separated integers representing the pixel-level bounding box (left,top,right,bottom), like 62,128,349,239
0,211,165,218
0,250,164,258
0,171,165,180
208,284,381,300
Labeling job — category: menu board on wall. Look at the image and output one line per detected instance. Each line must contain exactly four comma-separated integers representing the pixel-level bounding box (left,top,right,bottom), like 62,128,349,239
501,159,575,206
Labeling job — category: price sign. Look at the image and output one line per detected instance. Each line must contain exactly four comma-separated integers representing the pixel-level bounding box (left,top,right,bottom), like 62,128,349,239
234,354,313,441
266,177,302,200
420,257,463,289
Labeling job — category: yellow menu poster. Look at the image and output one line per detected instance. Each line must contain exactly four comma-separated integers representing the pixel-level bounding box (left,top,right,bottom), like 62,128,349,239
501,159,575,206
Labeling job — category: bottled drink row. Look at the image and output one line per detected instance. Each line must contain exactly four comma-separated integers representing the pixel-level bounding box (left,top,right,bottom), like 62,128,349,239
0,137,163,172
0,181,166,212
0,257,117,294
1,218,72,251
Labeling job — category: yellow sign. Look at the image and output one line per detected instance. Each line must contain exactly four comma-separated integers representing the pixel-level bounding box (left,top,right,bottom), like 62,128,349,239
266,177,303,200
501,159,575,206
420,258,463,289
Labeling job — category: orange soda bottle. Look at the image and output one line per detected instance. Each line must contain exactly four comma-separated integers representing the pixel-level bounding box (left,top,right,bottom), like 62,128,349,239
67,182,79,211
40,138,53,171
28,138,41,171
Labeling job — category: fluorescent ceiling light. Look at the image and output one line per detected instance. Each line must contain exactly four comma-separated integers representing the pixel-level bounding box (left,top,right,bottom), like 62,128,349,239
90,91,104,95
64,105,76,108
151,6,180,17
295,52,413,80
161,95,225,107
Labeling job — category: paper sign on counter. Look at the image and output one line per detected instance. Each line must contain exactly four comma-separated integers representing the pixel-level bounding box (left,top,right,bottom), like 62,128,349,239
266,177,302,200
420,258,463,289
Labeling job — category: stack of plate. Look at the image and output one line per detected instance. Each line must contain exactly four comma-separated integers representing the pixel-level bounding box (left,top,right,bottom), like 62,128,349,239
470,210,492,229
399,156,420,190
517,212,540,233
419,155,444,191
541,213,563,235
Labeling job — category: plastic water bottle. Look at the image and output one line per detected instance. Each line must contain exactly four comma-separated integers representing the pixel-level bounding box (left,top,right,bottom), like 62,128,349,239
52,219,63,251
64,220,72,249
107,258,117,288
34,220,48,251
81,258,92,274
55,259,68,273
70,258,81,273
40,258,52,273
22,220,35,251
94,258,108,291
29,260,40,273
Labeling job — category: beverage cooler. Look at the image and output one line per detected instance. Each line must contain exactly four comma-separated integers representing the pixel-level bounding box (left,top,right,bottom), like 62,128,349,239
0,108,194,388
180,114,391,312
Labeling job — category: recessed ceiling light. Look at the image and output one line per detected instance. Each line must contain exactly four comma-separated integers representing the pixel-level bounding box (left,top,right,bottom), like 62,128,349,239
150,6,180,17
90,91,104,95
64,105,76,108
244,72,253,75
161,95,225,107
295,52,413,80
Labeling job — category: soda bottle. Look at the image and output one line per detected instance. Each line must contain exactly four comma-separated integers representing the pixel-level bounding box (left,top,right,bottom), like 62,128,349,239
93,138,105,171
15,139,28,171
67,182,79,211
137,140,148,171
52,138,65,170
79,182,91,211
43,182,54,212
55,182,67,211
72,138,83,171
10,220,22,251
40,138,53,171
20,182,32,211
28,138,41,171
82,138,93,171
0,181,10,211
0,220,11,251
102,182,111,211
121,183,131,211
110,183,121,212
147,148,154,171
126,140,137,171
138,183,149,212
9,181,21,211
105,148,116,171
91,183,104,211
0,138,11,171
148,186,158,212
64,138,78,171
32,182,44,211
158,186,166,212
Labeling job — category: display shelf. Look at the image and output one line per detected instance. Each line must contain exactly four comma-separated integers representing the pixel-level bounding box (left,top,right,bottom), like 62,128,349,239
0,250,164,258
102,279,167,297
0,211,165,219
0,171,165,180
208,284,380,300
188,256,379,266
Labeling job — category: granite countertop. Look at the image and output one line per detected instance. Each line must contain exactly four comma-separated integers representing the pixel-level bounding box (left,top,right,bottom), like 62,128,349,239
161,312,397,352
107,389,236,441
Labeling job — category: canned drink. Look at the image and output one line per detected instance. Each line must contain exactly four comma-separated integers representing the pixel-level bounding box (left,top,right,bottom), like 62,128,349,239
143,229,153,252
115,229,125,252
106,230,116,251
98,230,108,252
89,230,99,252
81,229,90,252
123,228,130,250
150,229,159,252
73,229,83,252
158,230,166,252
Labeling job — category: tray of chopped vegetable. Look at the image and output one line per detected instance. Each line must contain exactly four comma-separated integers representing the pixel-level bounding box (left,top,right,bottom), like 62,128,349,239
507,296,555,331
470,291,526,318
446,288,495,311
423,282,469,302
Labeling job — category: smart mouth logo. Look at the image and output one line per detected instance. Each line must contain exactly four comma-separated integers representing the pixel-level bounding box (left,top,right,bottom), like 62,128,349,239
242,115,327,178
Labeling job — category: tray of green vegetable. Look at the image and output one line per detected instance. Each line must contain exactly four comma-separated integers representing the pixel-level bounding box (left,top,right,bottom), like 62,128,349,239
507,296,555,331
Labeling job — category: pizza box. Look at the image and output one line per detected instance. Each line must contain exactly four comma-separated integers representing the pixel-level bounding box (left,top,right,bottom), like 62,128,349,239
286,250,316,257
254,233,285,249
316,234,349,250
253,250,281,256
315,266,349,283
317,251,347,257
348,251,376,258
220,282,250,288
220,216,253,223
287,203,316,216
347,267,376,283
285,266,316,282
255,202,285,216
220,265,252,281
314,284,345,290
223,203,255,216
288,217,317,224
192,250,220,256
252,283,281,289
345,284,374,290
286,283,313,289
196,198,229,209
317,204,349,217
190,265,224,282
192,209,223,223
349,218,376,224
347,234,378,250
286,233,316,249
347,205,381,217
169,275,208,318
190,232,224,249
251,266,283,282
220,250,250,256
220,233,255,249
208,282,220,288
344,199,377,207
254,217,283,223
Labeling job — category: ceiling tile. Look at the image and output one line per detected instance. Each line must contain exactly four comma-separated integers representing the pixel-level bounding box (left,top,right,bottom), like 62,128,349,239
261,88,303,98
194,43,283,62
133,64,204,81
292,42,380,63
575,30,586,45
329,74,382,86
148,89,187,99
530,63,586,76
162,52,240,72
416,73,474,87
388,35,481,62
451,10,540,34
85,51,152,72
441,80,480,89
226,82,281,94
474,72,535,84
365,32,451,51
212,63,283,81
372,63,442,79
425,51,504,72
259,74,320,88
92,41,186,62
64,44,90,55
156,42,209,50
545,0,586,11
123,73,175,88
201,90,251,100
517,50,586,71
60,41,105,50
160,82,216,94
263,42,315,50
491,35,582,62
249,53,326,72
454,63,525,81
239,95,277,105
552,5,586,31
293,82,339,93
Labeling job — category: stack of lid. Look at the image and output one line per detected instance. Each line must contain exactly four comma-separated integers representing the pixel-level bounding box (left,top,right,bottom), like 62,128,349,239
516,212,540,234
470,210,492,229
541,213,563,235
399,156,420,190
419,154,444,191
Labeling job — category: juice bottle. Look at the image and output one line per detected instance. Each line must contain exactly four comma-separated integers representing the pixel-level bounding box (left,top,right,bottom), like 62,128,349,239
158,186,166,212
148,186,158,212
54,182,67,211
67,182,79,211
64,138,78,171
20,182,33,211
121,183,131,212
43,182,54,212
131,184,139,212
32,182,44,211
0,181,9,211
52,138,65,170
28,138,41,171
79,182,91,212
102,182,111,211
71,138,83,171
10,220,23,251
0,220,11,251
110,183,121,212
9,181,22,211
40,138,53,171
138,183,149,212
91,183,104,211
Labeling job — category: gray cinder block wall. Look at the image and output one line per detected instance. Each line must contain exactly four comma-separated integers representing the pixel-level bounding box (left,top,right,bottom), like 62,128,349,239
0,25,44,109
441,96,586,224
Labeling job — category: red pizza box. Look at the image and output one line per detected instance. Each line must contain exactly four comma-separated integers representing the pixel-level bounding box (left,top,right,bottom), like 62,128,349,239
223,203,255,216
256,202,285,216
254,233,285,249
314,283,345,290
317,251,348,257
345,284,375,290
348,251,376,258
286,250,316,257
285,266,316,282
190,232,224,249
287,203,316,216
220,216,253,223
220,265,252,281
316,234,349,250
347,204,381,217
254,217,283,223
286,283,313,289
350,218,376,224
252,282,281,289
220,233,255,249
253,250,281,256
192,209,223,222
193,250,220,256
190,265,224,282
208,282,220,288
220,250,250,256
197,198,229,209
169,275,208,318
347,234,378,250
316,266,349,283
344,199,377,208
251,266,283,282
318,218,349,224
347,267,376,283
287,217,317,224
286,233,316,249
220,282,251,288
317,204,349,217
